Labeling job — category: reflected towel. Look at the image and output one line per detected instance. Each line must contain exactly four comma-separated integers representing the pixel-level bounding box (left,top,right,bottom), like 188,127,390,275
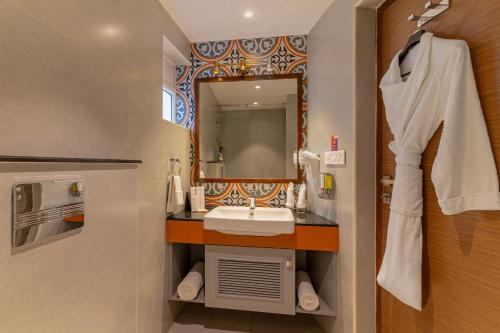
296,270,319,311
177,262,204,301
286,182,295,208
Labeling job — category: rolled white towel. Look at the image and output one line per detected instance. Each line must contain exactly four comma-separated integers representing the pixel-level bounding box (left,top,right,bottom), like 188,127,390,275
297,270,319,311
177,262,204,301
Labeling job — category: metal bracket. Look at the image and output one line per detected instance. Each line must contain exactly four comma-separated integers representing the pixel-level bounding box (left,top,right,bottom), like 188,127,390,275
380,176,394,204
380,176,394,187
381,193,392,204
408,0,450,27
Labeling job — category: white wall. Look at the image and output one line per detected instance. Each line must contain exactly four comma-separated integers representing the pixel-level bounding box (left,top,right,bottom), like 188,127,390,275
0,0,191,332
308,1,378,332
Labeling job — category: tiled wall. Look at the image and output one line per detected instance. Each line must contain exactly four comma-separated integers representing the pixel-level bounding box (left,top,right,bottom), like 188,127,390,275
176,35,308,207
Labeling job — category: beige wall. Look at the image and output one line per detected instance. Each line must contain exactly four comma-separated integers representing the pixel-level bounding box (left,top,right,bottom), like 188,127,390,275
222,109,286,178
308,1,355,332
0,1,190,332
286,94,298,179
199,84,222,164
354,6,377,333
0,167,139,333
308,1,378,333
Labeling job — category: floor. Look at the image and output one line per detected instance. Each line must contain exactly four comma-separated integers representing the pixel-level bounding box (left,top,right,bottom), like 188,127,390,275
168,303,324,333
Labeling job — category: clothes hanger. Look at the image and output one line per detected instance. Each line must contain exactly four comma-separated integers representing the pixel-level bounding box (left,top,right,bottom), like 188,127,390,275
398,29,426,78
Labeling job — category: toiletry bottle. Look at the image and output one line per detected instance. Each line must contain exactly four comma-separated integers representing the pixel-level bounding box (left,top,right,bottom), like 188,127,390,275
185,193,191,217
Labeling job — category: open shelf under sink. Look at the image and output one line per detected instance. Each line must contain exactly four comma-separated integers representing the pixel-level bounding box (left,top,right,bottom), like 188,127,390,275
295,294,335,316
170,287,205,304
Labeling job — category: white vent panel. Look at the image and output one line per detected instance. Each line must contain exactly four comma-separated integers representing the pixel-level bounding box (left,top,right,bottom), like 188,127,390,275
217,258,282,301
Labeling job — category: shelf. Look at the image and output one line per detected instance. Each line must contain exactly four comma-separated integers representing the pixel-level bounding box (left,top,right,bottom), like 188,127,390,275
0,155,142,164
170,287,205,304
296,295,335,316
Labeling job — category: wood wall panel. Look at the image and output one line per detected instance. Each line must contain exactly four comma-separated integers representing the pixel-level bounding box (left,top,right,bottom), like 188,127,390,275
377,1,500,332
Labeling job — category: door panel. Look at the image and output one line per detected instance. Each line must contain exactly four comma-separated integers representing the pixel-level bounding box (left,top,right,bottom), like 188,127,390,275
377,1,500,332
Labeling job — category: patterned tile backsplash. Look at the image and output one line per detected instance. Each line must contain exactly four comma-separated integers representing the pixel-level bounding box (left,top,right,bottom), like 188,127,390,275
176,35,308,207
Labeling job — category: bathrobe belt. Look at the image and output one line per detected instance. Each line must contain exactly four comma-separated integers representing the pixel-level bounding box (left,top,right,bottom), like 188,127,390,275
389,142,424,217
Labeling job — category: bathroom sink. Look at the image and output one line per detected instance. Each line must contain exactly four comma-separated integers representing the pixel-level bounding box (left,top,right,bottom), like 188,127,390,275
203,206,295,236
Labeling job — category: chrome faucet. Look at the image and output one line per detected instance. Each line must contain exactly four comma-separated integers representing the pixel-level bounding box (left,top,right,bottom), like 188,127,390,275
249,190,256,216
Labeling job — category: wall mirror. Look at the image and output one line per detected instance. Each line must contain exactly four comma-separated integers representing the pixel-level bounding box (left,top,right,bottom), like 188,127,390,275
195,74,303,183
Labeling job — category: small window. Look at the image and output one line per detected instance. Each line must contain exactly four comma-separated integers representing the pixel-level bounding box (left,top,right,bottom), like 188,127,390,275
163,88,175,122
163,53,177,124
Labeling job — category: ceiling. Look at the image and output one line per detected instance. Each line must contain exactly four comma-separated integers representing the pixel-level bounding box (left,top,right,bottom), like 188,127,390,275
205,79,297,111
159,0,335,42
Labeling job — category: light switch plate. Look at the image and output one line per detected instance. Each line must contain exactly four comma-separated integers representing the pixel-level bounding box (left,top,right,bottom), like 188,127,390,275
325,150,346,166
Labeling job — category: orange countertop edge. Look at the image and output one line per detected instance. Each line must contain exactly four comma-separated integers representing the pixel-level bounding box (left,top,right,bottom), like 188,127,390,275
166,219,339,253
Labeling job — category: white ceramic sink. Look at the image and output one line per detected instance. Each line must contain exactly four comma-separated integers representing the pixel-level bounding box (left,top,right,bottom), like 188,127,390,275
203,206,295,236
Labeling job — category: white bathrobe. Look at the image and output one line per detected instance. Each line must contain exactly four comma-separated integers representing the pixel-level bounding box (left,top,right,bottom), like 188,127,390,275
378,32,500,310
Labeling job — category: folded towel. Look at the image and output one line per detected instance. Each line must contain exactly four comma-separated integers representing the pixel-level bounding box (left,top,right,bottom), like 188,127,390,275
297,270,319,311
190,187,199,212
296,184,307,210
190,186,208,212
166,175,184,213
173,175,184,205
177,262,205,301
196,186,208,212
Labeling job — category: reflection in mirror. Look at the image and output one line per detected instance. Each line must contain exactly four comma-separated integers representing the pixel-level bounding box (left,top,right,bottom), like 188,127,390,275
198,77,299,180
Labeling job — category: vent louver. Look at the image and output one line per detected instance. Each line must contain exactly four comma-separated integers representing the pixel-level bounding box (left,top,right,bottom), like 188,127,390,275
217,258,282,301
14,203,84,230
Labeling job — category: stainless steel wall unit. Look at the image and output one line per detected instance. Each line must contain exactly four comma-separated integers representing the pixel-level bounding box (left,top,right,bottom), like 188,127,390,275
12,179,84,250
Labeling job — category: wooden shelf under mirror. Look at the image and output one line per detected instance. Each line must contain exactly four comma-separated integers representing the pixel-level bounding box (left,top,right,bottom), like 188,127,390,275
194,73,304,184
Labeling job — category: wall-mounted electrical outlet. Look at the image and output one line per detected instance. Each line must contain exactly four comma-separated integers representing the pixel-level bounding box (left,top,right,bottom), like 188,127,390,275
325,150,346,166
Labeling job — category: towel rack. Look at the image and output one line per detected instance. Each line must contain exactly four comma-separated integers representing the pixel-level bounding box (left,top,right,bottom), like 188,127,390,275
170,158,182,176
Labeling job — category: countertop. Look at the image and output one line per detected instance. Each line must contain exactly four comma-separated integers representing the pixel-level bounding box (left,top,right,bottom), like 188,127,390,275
167,209,338,227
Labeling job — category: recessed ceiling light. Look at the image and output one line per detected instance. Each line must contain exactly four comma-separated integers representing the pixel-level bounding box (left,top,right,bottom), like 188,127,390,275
255,85,261,89
244,11,254,18
101,25,122,37
253,102,259,105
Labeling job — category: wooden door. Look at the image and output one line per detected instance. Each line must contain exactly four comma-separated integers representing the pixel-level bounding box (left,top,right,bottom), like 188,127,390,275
377,1,500,332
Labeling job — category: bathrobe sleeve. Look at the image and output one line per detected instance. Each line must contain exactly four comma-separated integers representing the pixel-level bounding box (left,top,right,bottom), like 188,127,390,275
431,41,500,215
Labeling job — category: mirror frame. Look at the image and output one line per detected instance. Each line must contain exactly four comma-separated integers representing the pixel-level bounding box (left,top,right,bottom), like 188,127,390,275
194,73,304,184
